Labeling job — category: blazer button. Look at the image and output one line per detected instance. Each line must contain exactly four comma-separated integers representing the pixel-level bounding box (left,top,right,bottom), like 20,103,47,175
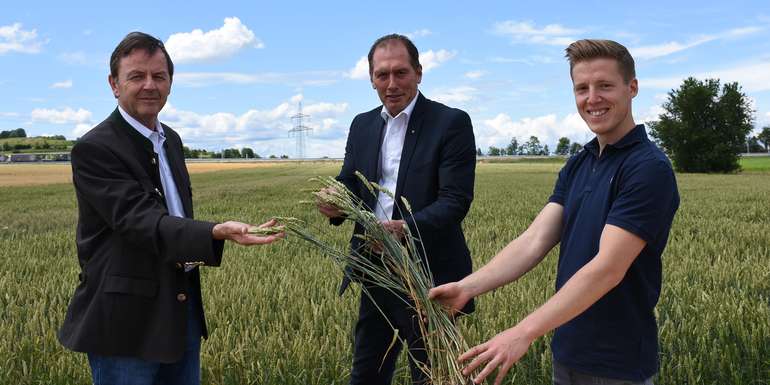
177,293,187,302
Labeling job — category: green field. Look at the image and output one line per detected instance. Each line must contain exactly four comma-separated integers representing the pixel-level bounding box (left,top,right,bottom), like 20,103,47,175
740,155,770,172
0,136,73,153
1,162,768,384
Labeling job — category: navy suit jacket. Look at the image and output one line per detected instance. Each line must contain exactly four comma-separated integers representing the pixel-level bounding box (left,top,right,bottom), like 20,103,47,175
334,93,476,314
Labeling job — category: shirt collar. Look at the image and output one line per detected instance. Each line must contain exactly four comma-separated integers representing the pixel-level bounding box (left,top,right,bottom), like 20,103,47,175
584,124,647,156
380,91,419,122
117,105,165,141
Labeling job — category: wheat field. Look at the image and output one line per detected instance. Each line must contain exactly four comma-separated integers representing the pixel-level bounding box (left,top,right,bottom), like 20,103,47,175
0,162,768,384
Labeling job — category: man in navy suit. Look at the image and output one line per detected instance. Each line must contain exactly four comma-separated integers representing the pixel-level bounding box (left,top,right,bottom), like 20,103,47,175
317,33,476,385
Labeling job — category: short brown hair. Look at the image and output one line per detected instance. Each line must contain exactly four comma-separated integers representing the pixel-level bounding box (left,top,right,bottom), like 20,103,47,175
367,34,421,77
110,32,174,80
565,39,635,83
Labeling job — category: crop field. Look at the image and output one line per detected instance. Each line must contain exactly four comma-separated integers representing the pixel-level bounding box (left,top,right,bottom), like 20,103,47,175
0,162,768,384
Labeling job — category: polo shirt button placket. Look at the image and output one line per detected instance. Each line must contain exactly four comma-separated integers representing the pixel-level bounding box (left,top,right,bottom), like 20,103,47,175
177,293,187,302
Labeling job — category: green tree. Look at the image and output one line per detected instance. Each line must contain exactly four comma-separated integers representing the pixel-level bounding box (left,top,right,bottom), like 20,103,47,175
758,126,770,152
541,144,550,156
182,146,192,158
222,148,242,158
241,147,255,158
523,136,543,155
488,146,501,156
476,147,483,156
747,136,764,153
555,137,571,155
505,138,519,155
649,77,754,173
568,142,582,156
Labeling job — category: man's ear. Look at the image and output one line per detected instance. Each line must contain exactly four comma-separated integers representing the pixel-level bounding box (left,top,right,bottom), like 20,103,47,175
108,75,119,99
629,78,638,98
416,64,423,84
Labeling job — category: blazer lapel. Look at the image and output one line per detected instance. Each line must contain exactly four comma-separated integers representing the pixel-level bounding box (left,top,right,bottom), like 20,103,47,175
394,94,427,206
363,114,385,209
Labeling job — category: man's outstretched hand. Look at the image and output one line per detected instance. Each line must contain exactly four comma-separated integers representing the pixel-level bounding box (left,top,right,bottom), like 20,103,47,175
212,219,284,245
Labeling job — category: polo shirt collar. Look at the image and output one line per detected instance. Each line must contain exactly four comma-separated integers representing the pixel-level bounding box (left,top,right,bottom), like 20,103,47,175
584,124,647,157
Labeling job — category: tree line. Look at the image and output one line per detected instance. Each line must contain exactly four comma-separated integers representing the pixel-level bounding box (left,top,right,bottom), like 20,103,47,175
481,135,582,157
182,146,289,159
0,128,27,139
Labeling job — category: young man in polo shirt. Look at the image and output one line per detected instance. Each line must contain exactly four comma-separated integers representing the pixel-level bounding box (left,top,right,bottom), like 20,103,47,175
429,39,679,385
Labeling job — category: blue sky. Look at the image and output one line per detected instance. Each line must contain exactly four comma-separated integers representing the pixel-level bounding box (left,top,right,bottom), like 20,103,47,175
2,0,770,157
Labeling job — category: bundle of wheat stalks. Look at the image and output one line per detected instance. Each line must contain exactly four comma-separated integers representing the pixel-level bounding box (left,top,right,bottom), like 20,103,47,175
252,171,471,384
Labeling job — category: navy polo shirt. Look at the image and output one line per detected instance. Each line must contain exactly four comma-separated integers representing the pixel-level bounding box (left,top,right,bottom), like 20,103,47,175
548,124,679,381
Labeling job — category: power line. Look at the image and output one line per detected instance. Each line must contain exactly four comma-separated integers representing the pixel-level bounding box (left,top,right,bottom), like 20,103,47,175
289,101,312,159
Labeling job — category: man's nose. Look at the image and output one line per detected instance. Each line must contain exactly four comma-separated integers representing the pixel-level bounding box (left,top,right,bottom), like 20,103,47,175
141,75,158,90
387,74,397,89
587,86,602,103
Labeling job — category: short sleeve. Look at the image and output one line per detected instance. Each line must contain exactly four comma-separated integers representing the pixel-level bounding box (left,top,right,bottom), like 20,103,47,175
549,156,577,205
606,159,678,243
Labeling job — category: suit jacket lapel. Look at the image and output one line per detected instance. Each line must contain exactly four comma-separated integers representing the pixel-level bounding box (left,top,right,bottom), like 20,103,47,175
394,93,426,208
363,114,385,210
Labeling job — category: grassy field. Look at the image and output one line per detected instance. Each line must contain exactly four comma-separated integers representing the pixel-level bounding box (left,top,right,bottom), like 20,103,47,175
740,155,770,172
0,162,768,384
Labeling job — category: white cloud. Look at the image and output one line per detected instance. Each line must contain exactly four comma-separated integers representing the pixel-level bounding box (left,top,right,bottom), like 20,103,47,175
0,112,20,118
73,124,92,137
159,95,349,154
0,23,44,54
478,112,590,150
492,20,582,46
421,49,457,72
464,70,486,79
29,107,93,138
430,86,478,105
643,61,770,93
405,29,432,39
348,56,369,80
50,80,73,89
631,26,763,60
31,107,92,124
632,37,715,60
165,17,263,63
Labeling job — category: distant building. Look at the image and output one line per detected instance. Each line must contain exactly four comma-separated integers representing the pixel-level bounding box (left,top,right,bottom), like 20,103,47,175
10,153,39,162
6,152,71,162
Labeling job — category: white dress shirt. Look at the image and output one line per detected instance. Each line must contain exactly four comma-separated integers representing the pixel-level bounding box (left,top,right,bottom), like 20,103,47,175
118,106,185,219
375,93,419,221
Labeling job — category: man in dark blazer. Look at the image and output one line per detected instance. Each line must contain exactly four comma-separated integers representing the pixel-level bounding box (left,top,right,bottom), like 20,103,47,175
58,32,282,385
317,34,476,385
